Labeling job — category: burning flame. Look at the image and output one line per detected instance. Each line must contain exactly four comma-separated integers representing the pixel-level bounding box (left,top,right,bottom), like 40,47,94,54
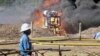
33,0,61,28
32,9,66,35
32,0,66,35
43,0,60,8
33,9,45,28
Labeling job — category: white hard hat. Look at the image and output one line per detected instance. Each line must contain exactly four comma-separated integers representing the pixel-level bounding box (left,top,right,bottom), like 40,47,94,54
51,10,57,13
43,10,48,16
51,10,56,13
20,23,30,32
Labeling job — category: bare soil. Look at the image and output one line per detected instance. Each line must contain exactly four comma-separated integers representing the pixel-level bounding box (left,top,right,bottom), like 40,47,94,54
0,24,100,56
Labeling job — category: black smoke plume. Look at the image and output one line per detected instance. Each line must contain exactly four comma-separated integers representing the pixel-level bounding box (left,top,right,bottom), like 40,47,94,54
42,0,100,33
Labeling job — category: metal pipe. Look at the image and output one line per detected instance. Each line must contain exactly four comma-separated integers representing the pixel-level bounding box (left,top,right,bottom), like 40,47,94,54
33,42,100,46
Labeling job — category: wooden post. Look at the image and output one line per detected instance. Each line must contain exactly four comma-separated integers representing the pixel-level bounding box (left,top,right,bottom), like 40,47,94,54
31,21,33,38
79,22,82,40
35,51,38,56
58,45,62,56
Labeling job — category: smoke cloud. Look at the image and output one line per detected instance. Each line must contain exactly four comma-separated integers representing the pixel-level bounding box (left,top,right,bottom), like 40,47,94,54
0,0,42,24
41,0,100,33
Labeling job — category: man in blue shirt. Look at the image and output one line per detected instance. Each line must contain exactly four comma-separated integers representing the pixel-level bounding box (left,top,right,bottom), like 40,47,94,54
19,23,32,56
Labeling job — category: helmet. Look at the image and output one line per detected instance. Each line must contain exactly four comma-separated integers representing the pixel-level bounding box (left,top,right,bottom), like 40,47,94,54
43,10,48,16
51,10,56,13
20,23,31,32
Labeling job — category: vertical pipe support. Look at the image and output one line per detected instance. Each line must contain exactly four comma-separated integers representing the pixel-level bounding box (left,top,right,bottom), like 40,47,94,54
31,21,33,38
79,22,82,40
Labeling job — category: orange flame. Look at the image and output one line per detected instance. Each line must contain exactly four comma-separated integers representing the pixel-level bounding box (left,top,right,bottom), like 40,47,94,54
43,0,61,8
33,9,45,28
31,0,67,35
32,9,66,35
59,20,66,35
32,0,61,28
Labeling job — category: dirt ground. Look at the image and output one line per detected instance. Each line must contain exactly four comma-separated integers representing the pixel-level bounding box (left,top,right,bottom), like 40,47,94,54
0,25,100,56
0,42,100,56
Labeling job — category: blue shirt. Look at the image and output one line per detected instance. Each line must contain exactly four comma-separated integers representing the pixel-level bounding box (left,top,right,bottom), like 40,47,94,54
94,32,100,39
19,34,32,55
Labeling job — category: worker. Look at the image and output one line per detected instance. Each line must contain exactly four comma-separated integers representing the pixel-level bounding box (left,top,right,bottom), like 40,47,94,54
43,10,51,28
94,32,100,39
19,23,32,56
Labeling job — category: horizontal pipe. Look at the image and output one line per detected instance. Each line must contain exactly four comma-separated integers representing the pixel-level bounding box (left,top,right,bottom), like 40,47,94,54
33,42,100,46
0,37,100,45
31,37,100,41
30,37,67,41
